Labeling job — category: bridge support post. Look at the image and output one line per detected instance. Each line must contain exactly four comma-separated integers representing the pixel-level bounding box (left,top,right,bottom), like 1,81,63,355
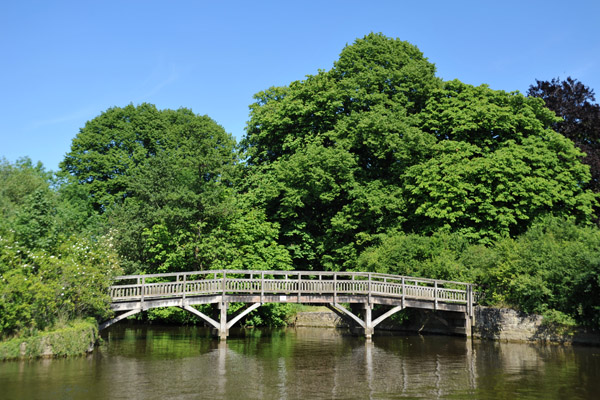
364,304,373,341
464,312,472,337
219,302,228,340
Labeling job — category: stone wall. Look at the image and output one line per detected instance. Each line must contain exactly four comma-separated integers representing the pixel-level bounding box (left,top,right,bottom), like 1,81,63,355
292,307,600,345
292,311,348,328
473,306,600,345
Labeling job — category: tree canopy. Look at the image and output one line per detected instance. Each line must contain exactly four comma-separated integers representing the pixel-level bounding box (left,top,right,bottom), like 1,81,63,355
61,103,237,212
60,103,292,275
406,80,595,241
242,33,597,272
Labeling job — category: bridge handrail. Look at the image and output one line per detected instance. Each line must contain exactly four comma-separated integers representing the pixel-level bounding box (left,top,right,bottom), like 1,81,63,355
109,269,476,313
111,269,472,289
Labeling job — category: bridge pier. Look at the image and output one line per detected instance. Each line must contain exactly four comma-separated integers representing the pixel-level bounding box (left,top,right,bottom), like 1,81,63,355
465,311,473,337
211,301,262,340
364,304,374,341
328,303,405,340
219,302,229,340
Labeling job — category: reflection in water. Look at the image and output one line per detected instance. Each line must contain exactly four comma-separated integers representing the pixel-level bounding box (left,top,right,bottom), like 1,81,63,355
365,341,373,400
0,325,599,399
217,341,227,398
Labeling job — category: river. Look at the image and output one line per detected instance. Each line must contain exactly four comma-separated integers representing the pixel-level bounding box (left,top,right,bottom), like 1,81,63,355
1,324,599,399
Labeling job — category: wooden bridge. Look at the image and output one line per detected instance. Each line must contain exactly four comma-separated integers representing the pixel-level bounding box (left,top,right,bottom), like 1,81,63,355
101,270,476,340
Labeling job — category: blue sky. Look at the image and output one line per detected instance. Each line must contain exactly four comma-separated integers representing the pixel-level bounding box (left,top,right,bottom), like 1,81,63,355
1,0,599,171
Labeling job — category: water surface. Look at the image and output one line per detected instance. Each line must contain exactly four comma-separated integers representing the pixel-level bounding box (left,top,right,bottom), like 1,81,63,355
1,325,598,399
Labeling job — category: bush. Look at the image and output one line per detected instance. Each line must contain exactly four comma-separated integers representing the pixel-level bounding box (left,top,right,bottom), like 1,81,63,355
0,318,98,360
0,235,120,339
357,216,600,329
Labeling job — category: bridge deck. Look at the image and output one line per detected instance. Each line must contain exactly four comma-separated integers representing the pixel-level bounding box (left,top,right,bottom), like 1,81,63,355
105,270,475,340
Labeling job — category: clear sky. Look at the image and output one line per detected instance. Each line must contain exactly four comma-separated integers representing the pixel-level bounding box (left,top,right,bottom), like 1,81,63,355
1,0,599,171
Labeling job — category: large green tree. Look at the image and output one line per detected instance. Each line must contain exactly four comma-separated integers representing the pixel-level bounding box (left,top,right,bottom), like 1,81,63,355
242,33,439,271
242,33,597,271
61,103,237,212
62,103,291,274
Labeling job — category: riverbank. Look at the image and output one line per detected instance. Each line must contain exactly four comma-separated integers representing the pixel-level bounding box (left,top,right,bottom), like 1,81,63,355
474,306,600,345
0,319,98,361
291,306,600,345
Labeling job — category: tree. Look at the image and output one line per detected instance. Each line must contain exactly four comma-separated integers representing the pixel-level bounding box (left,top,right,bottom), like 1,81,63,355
0,157,50,227
61,103,237,212
0,159,120,338
405,80,596,242
528,77,600,192
61,104,240,274
106,147,237,272
242,33,439,271
242,33,597,271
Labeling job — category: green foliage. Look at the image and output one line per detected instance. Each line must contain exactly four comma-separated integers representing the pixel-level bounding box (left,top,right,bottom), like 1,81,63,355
0,234,120,339
140,205,292,274
403,132,595,242
541,309,577,328
61,103,237,210
357,231,472,282
61,103,243,274
0,318,98,360
13,187,58,249
0,158,51,233
243,33,597,272
144,306,212,325
476,216,600,319
196,206,293,271
242,33,438,271
359,216,600,329
242,303,295,327
0,157,50,197
0,159,120,340
405,81,596,242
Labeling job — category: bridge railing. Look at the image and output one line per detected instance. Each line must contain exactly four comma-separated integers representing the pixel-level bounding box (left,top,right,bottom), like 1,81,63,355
109,270,474,307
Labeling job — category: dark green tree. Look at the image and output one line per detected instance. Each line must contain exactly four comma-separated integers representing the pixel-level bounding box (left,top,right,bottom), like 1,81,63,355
60,104,237,269
528,77,600,193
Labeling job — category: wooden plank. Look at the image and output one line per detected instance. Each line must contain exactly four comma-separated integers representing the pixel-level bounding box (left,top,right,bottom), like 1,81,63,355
328,303,365,328
99,308,142,330
227,302,261,329
372,305,403,328
180,305,220,330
